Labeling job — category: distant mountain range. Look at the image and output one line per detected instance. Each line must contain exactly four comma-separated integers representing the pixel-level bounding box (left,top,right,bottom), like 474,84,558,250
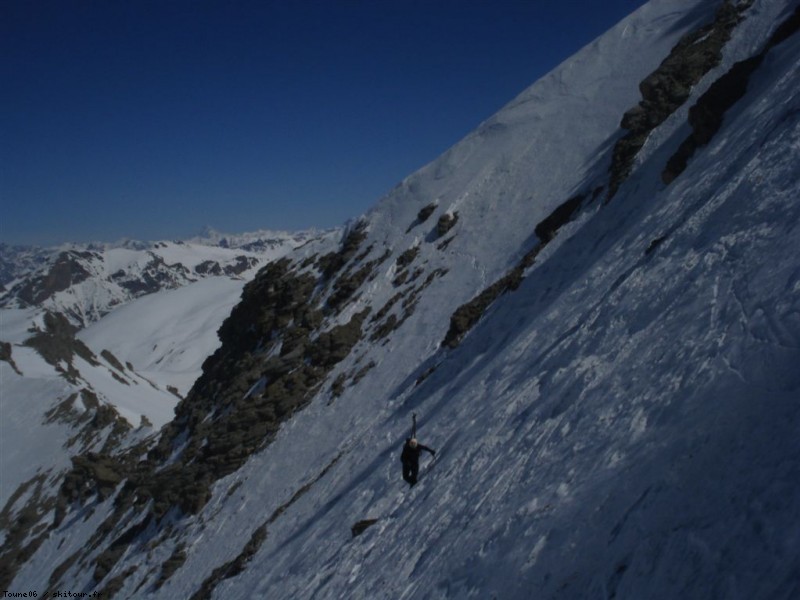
0,228,324,326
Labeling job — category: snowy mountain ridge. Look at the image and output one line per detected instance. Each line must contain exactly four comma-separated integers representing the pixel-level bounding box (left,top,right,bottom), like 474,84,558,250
0,228,320,326
2,1,800,598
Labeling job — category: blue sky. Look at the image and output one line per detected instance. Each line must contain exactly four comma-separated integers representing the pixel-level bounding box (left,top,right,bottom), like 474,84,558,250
2,0,647,246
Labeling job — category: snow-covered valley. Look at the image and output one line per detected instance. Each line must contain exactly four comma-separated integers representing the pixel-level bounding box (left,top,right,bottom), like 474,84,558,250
2,1,800,598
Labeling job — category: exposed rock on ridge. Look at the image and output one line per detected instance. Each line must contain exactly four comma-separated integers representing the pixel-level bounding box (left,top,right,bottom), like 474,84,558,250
663,5,800,182
608,0,753,198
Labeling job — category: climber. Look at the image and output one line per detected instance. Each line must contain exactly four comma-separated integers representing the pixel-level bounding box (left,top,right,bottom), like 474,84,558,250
400,437,436,487
400,413,436,486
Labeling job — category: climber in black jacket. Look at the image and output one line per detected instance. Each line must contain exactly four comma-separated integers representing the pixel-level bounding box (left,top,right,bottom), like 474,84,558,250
400,437,436,486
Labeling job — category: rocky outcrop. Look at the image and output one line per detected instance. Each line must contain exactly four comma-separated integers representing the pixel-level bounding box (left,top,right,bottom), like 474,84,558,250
406,202,438,233
24,312,99,382
100,349,127,373
118,254,189,295
663,5,800,183
436,212,459,238
195,256,258,277
0,474,55,590
327,251,389,313
317,222,369,280
62,453,126,504
418,203,437,223
608,0,753,198
396,246,420,269
0,341,22,375
16,251,92,306
534,193,587,244
392,247,422,288
194,260,223,276
45,389,132,455
351,518,379,538
224,255,259,276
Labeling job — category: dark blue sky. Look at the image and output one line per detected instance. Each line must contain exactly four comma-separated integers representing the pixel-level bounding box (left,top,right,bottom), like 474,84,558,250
2,0,647,246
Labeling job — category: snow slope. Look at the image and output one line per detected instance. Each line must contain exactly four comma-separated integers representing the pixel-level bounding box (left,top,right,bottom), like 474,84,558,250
5,1,800,598
77,277,246,399
169,4,800,598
